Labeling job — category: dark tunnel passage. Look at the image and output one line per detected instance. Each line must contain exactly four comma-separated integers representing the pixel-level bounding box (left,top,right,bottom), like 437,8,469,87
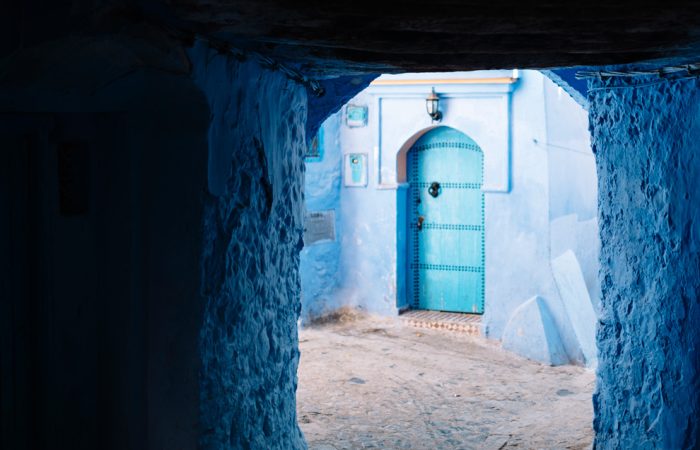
1,2,699,449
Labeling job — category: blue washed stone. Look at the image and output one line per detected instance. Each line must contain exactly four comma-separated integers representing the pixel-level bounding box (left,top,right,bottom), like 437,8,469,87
589,75,700,450
189,42,308,449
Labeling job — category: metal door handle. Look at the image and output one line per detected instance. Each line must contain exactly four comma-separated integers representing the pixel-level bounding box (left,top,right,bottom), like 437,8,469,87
428,181,440,198
417,216,424,230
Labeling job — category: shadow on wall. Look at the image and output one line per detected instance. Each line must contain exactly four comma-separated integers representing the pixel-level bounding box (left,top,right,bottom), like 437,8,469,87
0,50,211,449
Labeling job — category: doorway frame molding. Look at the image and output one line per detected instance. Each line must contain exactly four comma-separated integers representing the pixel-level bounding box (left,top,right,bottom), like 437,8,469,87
396,126,487,312
365,72,517,193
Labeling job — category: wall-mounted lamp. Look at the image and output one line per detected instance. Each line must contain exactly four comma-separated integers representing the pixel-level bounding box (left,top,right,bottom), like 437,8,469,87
425,87,442,122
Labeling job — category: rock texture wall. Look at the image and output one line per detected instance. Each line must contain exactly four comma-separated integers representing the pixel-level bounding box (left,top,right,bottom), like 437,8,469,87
189,43,308,449
590,76,699,449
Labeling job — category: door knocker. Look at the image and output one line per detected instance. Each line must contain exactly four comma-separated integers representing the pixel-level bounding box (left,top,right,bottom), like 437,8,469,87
428,181,440,198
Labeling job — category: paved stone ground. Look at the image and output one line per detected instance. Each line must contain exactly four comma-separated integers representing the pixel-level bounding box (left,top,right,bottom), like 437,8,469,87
296,315,594,450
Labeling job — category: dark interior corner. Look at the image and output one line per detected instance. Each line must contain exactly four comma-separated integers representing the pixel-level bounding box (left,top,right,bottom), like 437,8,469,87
1,1,698,449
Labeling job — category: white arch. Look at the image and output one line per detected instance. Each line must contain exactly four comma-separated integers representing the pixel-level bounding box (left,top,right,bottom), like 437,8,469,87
395,126,438,184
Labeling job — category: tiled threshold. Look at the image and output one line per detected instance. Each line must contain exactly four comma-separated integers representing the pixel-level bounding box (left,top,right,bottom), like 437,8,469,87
399,309,482,336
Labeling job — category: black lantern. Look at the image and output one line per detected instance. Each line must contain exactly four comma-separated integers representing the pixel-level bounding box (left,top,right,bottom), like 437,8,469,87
425,87,442,122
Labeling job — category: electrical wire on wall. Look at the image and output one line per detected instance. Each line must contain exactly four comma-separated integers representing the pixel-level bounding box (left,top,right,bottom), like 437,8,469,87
577,63,700,92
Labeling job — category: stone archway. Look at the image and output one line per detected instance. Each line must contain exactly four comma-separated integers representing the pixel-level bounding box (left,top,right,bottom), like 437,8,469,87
1,3,699,449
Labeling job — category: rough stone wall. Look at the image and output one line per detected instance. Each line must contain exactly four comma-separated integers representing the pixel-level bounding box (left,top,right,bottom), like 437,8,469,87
189,43,308,449
590,76,699,449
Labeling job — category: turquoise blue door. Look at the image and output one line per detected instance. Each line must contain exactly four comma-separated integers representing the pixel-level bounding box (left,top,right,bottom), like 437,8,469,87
407,127,485,313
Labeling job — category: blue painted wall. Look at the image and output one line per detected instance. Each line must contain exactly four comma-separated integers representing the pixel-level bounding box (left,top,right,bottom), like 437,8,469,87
301,70,600,366
590,74,700,449
300,113,344,321
189,42,308,449
2,23,697,449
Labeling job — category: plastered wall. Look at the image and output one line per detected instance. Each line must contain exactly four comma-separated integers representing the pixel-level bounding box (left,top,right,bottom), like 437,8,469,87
590,76,700,449
190,43,308,449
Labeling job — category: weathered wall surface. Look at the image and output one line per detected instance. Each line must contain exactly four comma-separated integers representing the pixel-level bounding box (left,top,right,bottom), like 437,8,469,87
189,43,308,449
590,77,699,449
300,113,344,322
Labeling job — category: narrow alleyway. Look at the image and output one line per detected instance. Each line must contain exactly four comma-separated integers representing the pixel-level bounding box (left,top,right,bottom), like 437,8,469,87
297,315,594,449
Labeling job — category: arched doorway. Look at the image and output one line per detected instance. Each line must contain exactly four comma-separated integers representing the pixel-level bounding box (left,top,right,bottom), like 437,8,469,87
406,126,485,313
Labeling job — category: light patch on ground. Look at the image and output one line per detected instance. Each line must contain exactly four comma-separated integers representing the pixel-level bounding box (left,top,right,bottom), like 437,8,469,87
297,315,594,449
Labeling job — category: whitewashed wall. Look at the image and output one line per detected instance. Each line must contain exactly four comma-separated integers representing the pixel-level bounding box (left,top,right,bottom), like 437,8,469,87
302,70,598,364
